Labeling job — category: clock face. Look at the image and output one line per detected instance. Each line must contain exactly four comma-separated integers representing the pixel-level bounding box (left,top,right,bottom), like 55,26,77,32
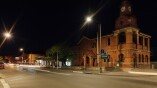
121,6,125,12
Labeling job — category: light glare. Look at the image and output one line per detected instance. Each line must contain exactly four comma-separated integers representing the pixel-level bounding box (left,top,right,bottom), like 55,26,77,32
4,32,11,38
20,48,24,51
86,16,92,22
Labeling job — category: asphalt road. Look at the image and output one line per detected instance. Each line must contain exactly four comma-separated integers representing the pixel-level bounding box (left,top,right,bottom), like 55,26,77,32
0,64,157,88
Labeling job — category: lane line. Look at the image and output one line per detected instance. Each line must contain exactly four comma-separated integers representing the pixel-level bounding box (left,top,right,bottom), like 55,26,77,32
35,69,71,76
0,79,10,88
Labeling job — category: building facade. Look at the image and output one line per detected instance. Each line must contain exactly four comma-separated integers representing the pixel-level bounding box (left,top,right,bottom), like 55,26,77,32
74,0,151,69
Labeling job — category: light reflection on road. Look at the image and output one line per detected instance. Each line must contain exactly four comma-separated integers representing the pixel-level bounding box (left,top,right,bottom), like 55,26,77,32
8,64,41,73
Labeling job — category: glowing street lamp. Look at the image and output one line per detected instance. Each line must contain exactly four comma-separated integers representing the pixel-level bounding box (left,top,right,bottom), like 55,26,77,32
20,48,24,52
0,32,12,48
20,48,24,64
4,32,11,38
86,16,92,23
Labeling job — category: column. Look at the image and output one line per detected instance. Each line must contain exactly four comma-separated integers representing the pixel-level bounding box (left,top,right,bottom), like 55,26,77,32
136,31,139,49
83,55,86,69
126,30,133,49
148,38,150,65
142,36,145,50
148,38,150,51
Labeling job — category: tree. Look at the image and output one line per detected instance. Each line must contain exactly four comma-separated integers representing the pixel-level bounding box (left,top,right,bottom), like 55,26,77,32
46,44,75,67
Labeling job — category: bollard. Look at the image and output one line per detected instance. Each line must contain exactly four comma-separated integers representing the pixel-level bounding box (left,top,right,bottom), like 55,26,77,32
152,64,154,69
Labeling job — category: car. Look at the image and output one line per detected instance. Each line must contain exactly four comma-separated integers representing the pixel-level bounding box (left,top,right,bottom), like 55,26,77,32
0,62,4,69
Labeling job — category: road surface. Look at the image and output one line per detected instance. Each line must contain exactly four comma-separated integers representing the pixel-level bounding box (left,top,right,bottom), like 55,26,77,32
0,64,156,88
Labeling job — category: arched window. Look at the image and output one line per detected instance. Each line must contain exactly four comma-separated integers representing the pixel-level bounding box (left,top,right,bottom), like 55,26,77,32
145,55,148,64
119,54,124,62
118,32,126,44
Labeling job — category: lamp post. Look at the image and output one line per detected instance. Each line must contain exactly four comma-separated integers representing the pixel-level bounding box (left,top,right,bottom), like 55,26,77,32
99,24,102,73
20,48,24,64
85,16,102,73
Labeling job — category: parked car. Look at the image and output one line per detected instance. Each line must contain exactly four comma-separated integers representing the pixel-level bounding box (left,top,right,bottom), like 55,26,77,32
0,62,4,69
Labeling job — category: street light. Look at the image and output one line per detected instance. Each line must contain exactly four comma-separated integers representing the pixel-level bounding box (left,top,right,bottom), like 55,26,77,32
20,48,24,64
85,16,102,73
86,16,92,23
4,32,11,38
0,32,12,48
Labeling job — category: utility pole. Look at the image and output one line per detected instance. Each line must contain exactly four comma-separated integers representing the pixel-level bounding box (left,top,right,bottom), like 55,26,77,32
99,24,102,73
97,32,99,71
57,49,58,69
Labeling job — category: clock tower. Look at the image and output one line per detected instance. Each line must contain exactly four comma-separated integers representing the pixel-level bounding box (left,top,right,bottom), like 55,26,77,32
115,0,137,29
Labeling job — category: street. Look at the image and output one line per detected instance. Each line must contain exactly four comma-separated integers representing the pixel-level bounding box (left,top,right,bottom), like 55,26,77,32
0,64,157,88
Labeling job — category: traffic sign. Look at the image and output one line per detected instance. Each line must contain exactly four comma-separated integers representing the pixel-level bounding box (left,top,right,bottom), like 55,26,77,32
100,49,109,59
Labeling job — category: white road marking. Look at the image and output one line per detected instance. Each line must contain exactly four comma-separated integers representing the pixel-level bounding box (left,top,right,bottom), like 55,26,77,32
35,69,71,76
0,79,10,88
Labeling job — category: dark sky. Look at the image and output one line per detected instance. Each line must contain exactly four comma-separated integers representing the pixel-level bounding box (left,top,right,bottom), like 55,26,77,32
0,0,156,56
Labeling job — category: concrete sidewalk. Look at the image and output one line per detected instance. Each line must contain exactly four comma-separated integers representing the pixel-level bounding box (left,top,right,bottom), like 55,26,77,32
128,69,157,75
81,69,157,76
42,68,157,76
40,67,157,76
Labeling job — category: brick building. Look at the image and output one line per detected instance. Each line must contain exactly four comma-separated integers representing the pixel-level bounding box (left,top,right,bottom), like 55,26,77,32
73,0,151,69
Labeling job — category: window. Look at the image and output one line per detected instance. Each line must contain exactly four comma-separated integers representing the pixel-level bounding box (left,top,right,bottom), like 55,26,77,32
118,32,126,44
107,38,110,46
139,36,143,45
145,38,148,46
145,55,148,64
133,32,137,44
119,54,124,62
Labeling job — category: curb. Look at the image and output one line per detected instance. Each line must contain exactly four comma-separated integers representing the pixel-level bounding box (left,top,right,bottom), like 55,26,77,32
73,71,83,73
128,71,157,75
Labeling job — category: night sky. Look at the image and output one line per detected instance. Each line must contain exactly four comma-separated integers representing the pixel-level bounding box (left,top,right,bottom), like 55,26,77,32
0,0,156,56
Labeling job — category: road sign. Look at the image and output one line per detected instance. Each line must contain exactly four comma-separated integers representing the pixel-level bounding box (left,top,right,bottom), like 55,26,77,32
100,49,109,59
